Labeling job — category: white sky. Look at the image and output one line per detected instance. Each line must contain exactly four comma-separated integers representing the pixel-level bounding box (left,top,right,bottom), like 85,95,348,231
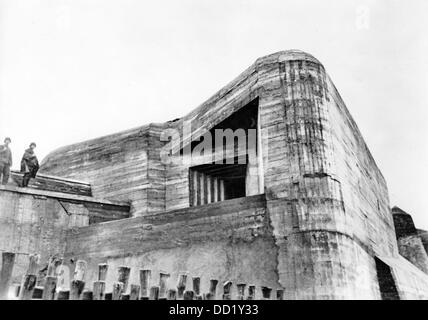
0,0,427,229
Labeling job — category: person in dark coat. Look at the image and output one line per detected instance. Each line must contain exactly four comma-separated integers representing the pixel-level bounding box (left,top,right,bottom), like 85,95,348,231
0,137,12,185
21,142,39,187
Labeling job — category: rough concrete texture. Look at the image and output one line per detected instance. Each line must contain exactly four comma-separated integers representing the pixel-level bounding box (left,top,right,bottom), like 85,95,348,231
40,124,168,217
392,207,428,274
0,185,129,281
417,229,428,255
64,195,280,297
1,49,427,299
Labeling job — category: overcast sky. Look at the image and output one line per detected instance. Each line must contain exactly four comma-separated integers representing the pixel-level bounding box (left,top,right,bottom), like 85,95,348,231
0,0,427,229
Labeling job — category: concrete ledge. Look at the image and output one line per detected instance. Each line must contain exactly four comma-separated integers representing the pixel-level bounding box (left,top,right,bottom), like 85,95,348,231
10,171,92,197
0,184,130,208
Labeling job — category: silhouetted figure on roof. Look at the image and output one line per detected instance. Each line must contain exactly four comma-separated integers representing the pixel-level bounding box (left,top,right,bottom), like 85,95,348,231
0,137,12,185
21,142,39,187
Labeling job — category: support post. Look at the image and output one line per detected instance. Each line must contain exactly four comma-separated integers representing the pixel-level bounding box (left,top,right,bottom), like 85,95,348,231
204,279,218,300
42,276,57,300
213,177,218,203
206,176,212,203
117,266,131,293
56,290,69,300
139,269,151,300
46,256,62,277
176,273,187,299
261,286,272,300
183,290,194,300
20,274,37,300
159,272,170,300
167,289,177,300
98,263,109,281
19,254,39,300
112,282,124,300
70,260,87,300
82,291,93,300
129,284,140,300
222,281,232,300
247,285,255,300
193,277,202,299
0,252,15,300
149,286,159,300
219,179,225,201
93,281,106,300
32,287,43,299
93,263,107,300
237,283,246,300
200,173,205,205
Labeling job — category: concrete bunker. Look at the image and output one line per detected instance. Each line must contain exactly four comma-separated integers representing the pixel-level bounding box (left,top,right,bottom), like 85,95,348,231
375,257,400,300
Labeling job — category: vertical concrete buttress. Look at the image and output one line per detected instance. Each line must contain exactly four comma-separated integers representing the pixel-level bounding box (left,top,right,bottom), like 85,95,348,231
257,52,372,299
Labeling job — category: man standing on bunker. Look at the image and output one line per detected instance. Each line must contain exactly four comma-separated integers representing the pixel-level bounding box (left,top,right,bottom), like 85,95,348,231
0,137,12,185
21,142,39,187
